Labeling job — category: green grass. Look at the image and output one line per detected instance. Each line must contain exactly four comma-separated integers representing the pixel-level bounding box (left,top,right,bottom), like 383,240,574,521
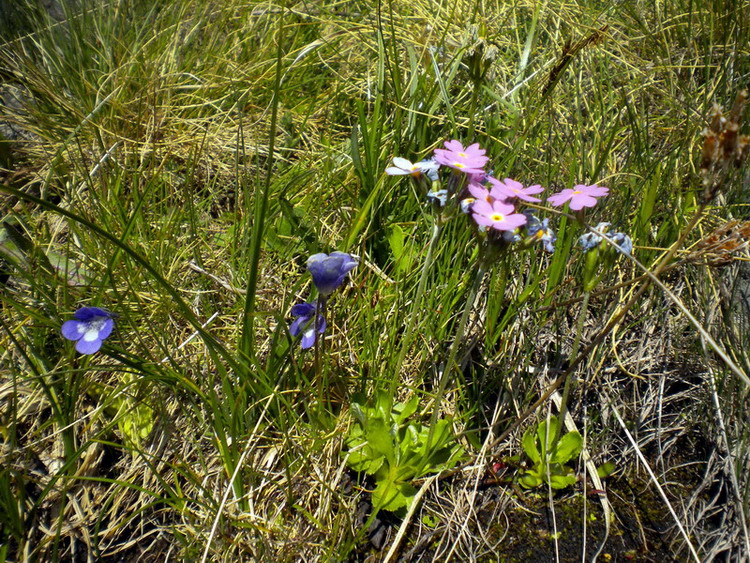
1,0,749,560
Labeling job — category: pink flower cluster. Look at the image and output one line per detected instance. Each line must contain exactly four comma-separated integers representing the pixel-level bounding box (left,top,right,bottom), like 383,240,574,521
387,139,611,234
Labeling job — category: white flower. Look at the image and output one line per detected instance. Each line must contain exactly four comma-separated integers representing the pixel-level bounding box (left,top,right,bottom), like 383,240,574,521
385,157,439,179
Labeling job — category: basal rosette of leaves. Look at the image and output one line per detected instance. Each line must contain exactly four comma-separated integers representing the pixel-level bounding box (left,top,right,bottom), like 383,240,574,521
345,392,463,512
518,416,583,490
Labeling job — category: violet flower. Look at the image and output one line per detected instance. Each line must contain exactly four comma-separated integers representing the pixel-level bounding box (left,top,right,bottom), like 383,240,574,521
61,306,115,355
306,252,359,297
547,184,609,211
289,302,326,349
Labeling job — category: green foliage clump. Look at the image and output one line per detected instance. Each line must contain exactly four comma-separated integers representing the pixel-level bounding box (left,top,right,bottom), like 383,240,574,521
518,416,582,490
345,392,463,512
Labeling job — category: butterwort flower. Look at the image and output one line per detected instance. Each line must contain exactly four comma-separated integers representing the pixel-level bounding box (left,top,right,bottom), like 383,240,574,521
489,177,544,203
306,252,359,297
385,157,439,180
289,302,326,349
471,199,527,232
61,306,115,355
547,184,609,211
434,140,489,174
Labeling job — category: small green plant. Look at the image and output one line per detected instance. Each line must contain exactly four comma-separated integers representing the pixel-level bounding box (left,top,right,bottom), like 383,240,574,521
345,392,463,512
518,416,582,490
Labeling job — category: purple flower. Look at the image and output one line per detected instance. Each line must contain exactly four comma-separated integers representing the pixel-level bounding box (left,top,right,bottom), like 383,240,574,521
471,200,528,232
547,184,609,211
289,302,326,349
306,252,359,297
61,306,115,355
386,157,439,180
488,177,544,203
433,140,489,174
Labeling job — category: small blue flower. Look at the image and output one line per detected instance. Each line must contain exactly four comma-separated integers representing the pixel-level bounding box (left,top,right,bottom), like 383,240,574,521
427,189,448,207
579,223,633,255
524,212,557,253
578,222,611,251
608,232,633,255
306,252,359,297
61,307,115,355
289,302,326,349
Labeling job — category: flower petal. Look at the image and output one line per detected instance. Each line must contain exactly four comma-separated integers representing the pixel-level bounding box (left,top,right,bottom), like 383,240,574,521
76,337,102,355
62,320,84,341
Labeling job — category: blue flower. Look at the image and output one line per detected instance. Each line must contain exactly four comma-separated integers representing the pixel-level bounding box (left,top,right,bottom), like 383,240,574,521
289,302,326,349
61,307,115,354
524,212,557,253
306,252,359,297
578,223,633,255
427,189,448,207
608,232,633,255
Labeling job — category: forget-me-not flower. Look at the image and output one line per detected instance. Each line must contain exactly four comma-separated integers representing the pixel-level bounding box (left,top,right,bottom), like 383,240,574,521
61,306,115,354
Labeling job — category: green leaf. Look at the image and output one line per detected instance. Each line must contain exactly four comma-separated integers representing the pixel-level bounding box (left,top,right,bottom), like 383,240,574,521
393,395,419,424
372,479,417,512
522,426,541,464
549,471,577,490
553,431,583,465
519,469,543,489
597,461,615,479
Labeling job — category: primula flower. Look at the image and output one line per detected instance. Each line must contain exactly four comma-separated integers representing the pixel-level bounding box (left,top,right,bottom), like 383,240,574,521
385,157,439,180
289,302,326,349
471,200,527,232
547,184,609,211
489,177,544,203
306,252,359,297
434,140,489,174
468,182,493,203
61,306,114,355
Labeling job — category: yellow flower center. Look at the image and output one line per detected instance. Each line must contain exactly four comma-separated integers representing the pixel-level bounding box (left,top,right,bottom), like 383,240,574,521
458,152,467,157
572,190,582,194
491,213,505,222
453,162,466,169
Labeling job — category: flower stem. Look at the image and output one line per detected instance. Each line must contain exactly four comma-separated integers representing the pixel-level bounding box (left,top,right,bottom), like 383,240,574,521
389,219,442,395
314,297,328,409
427,256,489,432
553,289,590,445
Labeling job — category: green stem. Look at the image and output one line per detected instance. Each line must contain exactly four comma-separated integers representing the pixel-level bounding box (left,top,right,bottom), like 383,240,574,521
389,219,442,395
427,256,489,432
554,290,590,445
314,296,328,409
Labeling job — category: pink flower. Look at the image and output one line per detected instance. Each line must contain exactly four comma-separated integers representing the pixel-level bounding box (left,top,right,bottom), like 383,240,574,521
433,140,489,174
467,181,493,202
471,200,528,231
488,177,544,203
547,184,609,211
